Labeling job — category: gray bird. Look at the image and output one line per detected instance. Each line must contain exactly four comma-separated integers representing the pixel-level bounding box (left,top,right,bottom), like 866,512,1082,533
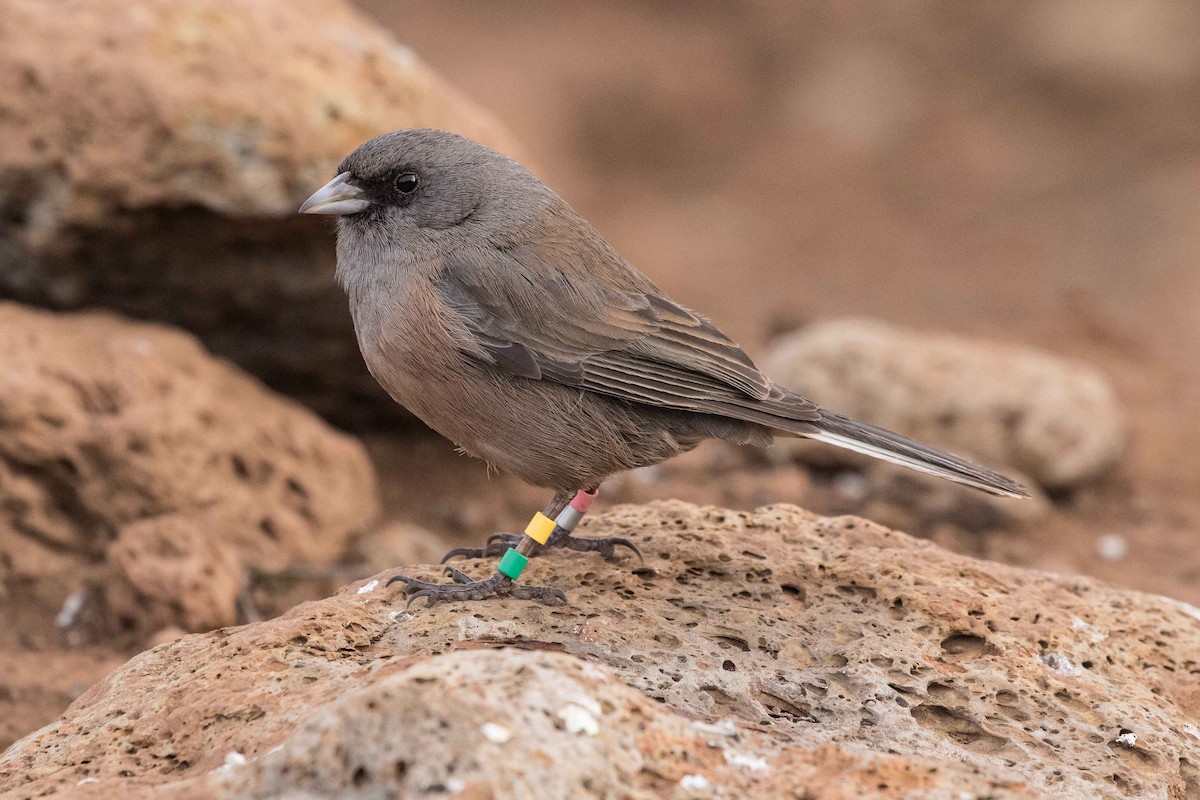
301,129,1028,607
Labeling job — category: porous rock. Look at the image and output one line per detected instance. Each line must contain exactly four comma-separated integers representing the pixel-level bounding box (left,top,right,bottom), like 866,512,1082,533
765,319,1125,488
0,302,378,641
0,0,517,424
3,501,1197,799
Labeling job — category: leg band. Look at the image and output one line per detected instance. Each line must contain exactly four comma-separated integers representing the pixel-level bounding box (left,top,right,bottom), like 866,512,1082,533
497,548,529,581
555,505,585,533
524,512,557,544
569,489,598,513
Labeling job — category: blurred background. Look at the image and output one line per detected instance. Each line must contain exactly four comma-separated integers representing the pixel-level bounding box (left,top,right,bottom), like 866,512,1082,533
1,0,1198,752
354,0,1199,593
368,0,1200,356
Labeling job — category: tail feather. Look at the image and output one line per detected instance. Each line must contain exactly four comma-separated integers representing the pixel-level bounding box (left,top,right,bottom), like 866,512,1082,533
805,412,1030,498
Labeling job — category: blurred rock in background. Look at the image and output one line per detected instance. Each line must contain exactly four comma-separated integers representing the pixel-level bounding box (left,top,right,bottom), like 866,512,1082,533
765,318,1124,489
364,1,1200,365
0,0,517,425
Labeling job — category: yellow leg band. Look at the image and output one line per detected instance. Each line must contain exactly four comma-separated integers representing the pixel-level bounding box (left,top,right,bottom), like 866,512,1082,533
524,512,557,545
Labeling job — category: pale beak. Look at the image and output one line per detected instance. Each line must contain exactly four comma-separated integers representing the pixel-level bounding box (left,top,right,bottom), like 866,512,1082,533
299,172,371,215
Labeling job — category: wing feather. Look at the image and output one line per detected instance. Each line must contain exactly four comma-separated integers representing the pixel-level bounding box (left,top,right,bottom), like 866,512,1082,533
436,249,819,425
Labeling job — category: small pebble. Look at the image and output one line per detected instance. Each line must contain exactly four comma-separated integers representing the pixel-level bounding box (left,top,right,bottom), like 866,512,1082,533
1071,617,1106,643
832,470,870,502
56,590,87,629
214,751,248,773
357,579,380,595
1041,652,1083,677
680,774,711,790
557,702,600,736
1114,730,1137,747
1096,534,1127,561
723,750,769,772
481,722,512,744
692,718,738,738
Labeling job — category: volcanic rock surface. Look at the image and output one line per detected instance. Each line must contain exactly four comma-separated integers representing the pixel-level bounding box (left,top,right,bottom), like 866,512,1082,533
0,303,378,746
3,502,1196,799
0,0,517,423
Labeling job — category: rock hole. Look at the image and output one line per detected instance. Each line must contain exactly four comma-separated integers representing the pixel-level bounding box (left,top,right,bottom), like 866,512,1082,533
940,633,988,660
781,583,805,600
701,686,736,706
911,704,1009,753
231,454,250,480
713,635,750,652
756,690,816,723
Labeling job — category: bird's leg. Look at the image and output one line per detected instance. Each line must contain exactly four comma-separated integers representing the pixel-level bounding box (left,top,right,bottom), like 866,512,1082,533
440,487,640,563
387,492,573,608
539,487,642,561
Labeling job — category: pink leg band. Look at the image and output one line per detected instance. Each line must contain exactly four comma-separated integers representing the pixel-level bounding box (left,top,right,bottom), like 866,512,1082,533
569,489,597,513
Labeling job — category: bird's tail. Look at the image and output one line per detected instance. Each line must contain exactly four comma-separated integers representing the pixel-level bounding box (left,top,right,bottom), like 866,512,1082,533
803,411,1030,498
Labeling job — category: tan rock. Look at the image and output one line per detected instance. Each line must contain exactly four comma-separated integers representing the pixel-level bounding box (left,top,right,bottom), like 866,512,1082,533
347,520,455,574
0,0,517,423
807,461,1050,539
0,302,378,642
3,502,1196,798
765,319,1125,488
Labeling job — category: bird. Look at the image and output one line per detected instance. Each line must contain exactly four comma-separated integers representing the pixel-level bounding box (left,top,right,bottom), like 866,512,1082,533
300,129,1028,607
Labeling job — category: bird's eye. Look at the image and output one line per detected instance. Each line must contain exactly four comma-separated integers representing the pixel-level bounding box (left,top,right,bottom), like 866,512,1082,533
394,172,420,194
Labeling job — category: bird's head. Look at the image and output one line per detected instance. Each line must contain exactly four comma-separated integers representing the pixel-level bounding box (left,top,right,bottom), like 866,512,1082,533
300,129,553,257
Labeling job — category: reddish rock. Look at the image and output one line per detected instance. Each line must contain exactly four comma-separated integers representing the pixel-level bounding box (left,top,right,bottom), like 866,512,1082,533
0,0,518,424
0,303,378,746
2,502,1196,798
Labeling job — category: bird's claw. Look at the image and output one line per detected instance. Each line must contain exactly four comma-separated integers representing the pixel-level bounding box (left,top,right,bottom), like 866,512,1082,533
385,570,567,609
443,565,474,584
440,533,523,563
550,533,644,563
439,531,640,565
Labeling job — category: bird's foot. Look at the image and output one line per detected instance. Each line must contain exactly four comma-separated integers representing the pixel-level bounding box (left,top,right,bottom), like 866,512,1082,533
440,532,531,563
386,566,566,608
440,530,640,563
547,530,643,562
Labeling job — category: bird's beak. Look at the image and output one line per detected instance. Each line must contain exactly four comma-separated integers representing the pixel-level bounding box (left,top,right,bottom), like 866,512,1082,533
299,172,371,215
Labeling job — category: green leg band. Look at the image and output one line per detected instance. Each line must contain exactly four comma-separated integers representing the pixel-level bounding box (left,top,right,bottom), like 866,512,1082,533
497,547,529,581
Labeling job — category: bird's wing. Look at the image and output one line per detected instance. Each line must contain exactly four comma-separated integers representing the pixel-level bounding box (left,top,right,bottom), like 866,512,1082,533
436,249,820,425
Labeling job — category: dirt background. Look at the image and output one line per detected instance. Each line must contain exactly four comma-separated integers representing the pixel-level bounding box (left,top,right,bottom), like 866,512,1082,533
353,0,1200,603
